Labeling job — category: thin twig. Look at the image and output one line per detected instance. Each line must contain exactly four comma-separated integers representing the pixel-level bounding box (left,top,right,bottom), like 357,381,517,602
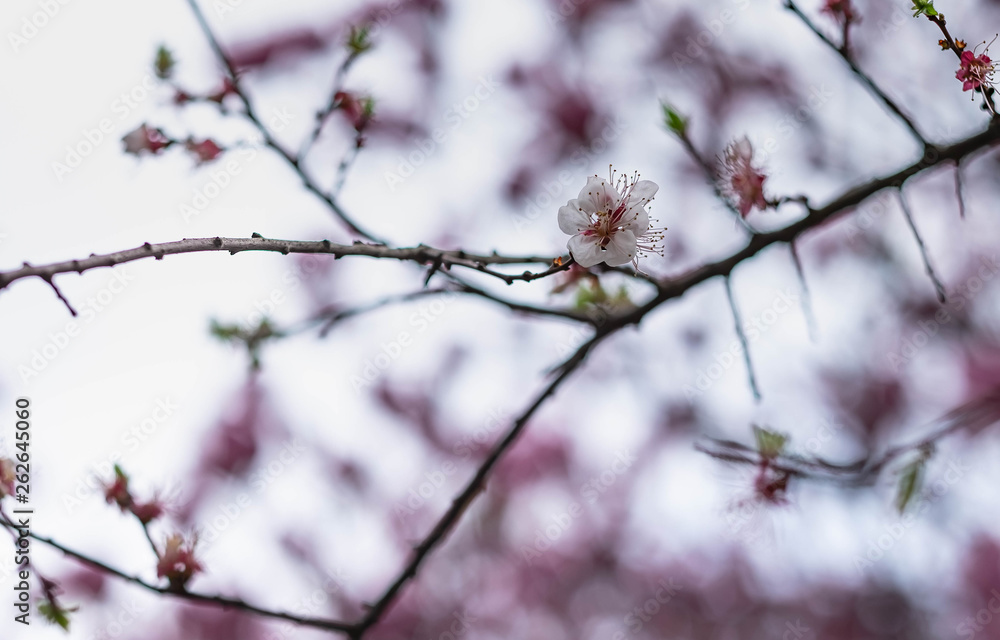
41,275,77,316
0,237,563,295
0,516,357,634
784,0,928,147
184,0,387,243
897,190,947,303
697,386,1000,484
954,159,967,219
789,241,817,342
299,47,366,163
724,275,761,401
674,130,757,234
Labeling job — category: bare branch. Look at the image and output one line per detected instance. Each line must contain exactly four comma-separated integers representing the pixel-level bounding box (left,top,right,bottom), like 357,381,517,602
783,0,928,147
897,189,947,303
696,386,1000,484
183,0,386,244
724,275,761,401
0,517,356,634
0,237,564,296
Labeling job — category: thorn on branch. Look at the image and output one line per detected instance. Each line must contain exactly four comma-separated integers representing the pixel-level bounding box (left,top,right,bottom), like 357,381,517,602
725,276,761,401
789,242,818,342
43,276,77,317
897,190,947,303
953,160,967,218
423,256,444,287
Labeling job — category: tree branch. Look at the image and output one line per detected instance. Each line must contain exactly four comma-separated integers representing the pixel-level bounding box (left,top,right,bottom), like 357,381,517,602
784,0,928,147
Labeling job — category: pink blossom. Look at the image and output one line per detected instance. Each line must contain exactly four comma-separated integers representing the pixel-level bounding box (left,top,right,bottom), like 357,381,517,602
185,138,224,164
718,137,768,218
821,0,856,23
0,458,15,499
130,500,165,524
956,50,996,92
121,124,172,156
103,469,132,512
157,534,203,591
558,169,664,268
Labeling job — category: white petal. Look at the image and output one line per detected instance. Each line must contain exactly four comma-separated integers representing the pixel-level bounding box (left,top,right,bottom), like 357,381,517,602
558,200,593,235
602,230,637,266
630,180,658,202
577,175,617,214
622,207,649,235
567,234,604,268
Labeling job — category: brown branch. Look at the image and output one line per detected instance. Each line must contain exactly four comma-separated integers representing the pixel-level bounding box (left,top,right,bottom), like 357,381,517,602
784,0,928,147
183,0,386,244
897,189,947,303
696,386,1000,484
0,237,563,296
724,275,761,401
0,517,356,634
6,114,1000,640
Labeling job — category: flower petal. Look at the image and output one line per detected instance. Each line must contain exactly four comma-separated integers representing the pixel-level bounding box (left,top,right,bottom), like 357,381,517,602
629,180,658,202
567,234,604,268
558,201,593,235
602,229,637,266
577,175,617,214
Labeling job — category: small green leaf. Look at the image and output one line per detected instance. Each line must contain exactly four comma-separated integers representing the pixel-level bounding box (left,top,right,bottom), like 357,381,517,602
910,0,937,17
753,425,788,459
574,281,608,309
38,600,75,631
895,458,925,514
209,319,242,342
347,25,372,54
154,45,175,80
661,102,688,136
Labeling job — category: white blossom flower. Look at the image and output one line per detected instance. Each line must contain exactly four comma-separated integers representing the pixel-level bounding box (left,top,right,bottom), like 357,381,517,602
557,169,664,268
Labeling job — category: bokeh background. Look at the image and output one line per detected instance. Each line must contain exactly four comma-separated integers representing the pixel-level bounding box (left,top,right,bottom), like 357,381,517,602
3,0,1000,638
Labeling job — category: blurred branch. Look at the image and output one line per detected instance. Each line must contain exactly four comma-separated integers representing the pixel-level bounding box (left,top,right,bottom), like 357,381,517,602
184,0,386,243
724,275,761,400
696,387,1000,484
897,189,947,303
0,516,356,634
784,0,928,147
